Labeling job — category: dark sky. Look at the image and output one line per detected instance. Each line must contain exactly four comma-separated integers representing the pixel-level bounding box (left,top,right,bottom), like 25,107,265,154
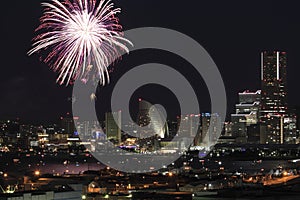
1,0,300,123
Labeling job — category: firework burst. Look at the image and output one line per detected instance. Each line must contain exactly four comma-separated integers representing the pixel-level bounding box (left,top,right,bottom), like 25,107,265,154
28,0,131,85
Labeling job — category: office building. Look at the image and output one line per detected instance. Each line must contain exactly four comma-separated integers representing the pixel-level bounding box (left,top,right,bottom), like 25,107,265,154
201,113,222,147
105,111,122,144
231,90,261,143
260,51,288,144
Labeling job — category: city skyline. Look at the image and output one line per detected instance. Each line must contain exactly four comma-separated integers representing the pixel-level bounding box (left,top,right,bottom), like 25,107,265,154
2,1,300,199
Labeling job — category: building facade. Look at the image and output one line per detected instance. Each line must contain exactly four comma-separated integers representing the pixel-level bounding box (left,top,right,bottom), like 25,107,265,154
231,90,261,143
105,111,121,145
260,51,288,144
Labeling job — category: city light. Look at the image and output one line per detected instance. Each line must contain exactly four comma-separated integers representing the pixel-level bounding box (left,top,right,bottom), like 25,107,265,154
34,171,40,176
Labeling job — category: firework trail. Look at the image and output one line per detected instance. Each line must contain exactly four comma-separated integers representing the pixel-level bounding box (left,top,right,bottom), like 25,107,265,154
28,0,132,85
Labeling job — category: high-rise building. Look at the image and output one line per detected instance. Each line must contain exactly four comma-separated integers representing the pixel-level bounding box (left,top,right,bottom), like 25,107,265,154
137,99,151,127
201,113,221,147
201,113,210,143
247,124,261,144
231,115,247,141
231,90,261,143
283,115,298,144
239,90,261,104
223,122,233,137
105,111,122,144
260,51,288,144
261,51,288,114
61,114,75,135
177,114,201,145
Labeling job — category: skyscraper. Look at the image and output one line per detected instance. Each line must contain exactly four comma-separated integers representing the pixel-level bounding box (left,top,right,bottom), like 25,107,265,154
61,114,75,135
260,51,288,144
231,90,261,143
201,113,221,147
137,99,151,127
177,114,201,145
261,51,288,114
105,111,122,144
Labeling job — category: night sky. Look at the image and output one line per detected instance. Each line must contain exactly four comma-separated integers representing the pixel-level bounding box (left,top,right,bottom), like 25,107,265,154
1,0,300,123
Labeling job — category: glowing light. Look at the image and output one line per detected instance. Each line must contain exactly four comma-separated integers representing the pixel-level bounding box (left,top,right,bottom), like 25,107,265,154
28,0,132,85
261,52,264,80
34,170,41,176
277,51,280,80
90,93,97,101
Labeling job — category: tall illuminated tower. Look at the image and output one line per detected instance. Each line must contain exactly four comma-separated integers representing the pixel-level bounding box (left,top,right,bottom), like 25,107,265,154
260,51,288,144
261,51,288,114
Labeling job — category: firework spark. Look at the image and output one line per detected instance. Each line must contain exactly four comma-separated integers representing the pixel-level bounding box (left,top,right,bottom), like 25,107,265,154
28,0,131,85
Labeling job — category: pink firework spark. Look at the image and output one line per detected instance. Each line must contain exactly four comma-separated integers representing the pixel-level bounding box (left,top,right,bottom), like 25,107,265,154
28,0,131,85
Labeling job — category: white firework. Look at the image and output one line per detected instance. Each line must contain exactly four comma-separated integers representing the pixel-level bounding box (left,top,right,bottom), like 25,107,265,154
28,0,132,85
